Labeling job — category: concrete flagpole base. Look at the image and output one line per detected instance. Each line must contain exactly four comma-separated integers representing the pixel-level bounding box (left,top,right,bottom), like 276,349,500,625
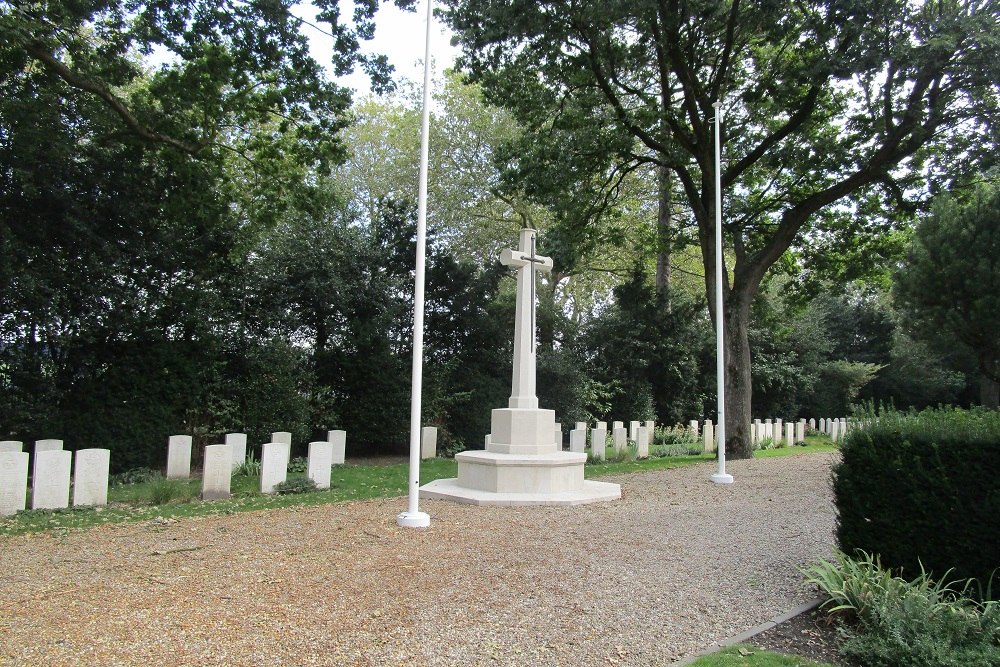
396,511,431,528
710,472,734,484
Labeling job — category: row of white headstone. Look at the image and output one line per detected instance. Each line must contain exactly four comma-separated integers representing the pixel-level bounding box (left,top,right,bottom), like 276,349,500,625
698,416,850,451
0,439,110,517
167,430,351,498
551,419,657,460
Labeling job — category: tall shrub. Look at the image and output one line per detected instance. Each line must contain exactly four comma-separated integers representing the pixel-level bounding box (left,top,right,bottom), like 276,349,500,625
833,407,1000,594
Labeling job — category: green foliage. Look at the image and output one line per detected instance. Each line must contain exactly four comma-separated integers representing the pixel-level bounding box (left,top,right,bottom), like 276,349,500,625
895,182,1000,406
109,468,161,487
582,272,712,424
809,360,883,417
834,407,1000,592
275,475,318,495
148,479,189,506
233,451,261,477
650,425,703,457
803,551,1000,667
286,457,309,475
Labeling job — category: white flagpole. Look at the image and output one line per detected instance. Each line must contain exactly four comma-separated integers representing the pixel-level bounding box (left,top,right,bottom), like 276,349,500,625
711,100,734,485
398,0,435,527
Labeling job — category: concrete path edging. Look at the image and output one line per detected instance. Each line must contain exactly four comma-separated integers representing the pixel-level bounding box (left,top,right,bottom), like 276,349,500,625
670,597,826,666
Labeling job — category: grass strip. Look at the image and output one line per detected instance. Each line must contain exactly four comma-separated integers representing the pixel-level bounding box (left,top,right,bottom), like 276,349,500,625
687,644,838,667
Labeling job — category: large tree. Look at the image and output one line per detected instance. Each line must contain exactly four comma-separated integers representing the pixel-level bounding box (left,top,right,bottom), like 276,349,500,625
440,0,1000,457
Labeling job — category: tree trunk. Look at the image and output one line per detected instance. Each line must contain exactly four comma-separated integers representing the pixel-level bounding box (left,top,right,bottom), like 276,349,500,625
980,374,999,410
655,165,673,308
723,293,754,459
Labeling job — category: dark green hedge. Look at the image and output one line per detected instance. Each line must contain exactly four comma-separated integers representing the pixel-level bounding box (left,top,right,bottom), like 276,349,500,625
834,408,1000,594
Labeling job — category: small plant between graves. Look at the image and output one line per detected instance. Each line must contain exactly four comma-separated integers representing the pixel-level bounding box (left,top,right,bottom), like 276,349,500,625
109,467,161,487
148,478,191,506
275,475,317,495
286,456,309,474
233,452,261,477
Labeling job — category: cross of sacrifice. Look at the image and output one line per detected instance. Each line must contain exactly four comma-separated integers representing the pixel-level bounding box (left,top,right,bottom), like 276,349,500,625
500,228,553,410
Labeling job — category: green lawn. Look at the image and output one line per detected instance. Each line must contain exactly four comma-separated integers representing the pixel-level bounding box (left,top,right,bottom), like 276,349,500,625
687,645,838,667
0,439,837,536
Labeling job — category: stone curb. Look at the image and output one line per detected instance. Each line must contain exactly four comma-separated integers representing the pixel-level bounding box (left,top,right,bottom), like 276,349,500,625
669,597,826,667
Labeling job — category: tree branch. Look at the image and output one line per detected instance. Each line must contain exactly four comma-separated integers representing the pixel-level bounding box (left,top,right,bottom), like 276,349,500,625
26,42,211,155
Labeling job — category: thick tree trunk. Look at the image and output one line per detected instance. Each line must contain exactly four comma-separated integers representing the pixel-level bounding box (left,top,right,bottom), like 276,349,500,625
723,294,754,459
655,165,673,306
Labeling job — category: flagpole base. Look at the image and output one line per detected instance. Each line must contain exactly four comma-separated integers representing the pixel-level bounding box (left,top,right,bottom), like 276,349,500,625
711,472,734,484
397,511,431,528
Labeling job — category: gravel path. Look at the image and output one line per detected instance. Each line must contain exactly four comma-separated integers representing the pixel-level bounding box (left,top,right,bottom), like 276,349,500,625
0,453,837,667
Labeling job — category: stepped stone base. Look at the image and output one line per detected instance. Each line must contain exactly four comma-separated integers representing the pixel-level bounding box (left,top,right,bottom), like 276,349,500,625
419,450,621,507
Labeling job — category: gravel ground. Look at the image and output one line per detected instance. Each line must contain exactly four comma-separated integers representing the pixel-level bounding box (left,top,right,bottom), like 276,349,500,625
0,453,838,667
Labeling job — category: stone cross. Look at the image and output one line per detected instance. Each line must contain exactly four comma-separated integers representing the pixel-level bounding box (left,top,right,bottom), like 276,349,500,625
500,227,553,410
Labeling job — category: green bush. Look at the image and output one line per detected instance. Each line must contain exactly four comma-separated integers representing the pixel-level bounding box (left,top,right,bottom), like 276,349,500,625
833,407,1000,594
804,550,1000,667
109,467,161,487
275,475,317,495
287,456,308,474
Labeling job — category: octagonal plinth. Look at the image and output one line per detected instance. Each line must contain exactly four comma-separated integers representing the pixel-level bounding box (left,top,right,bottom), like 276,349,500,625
419,450,621,507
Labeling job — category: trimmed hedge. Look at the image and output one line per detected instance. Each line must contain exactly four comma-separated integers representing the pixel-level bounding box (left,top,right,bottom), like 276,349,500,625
833,407,1000,595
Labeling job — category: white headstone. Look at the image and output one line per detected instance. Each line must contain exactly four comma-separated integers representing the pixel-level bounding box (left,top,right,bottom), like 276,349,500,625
327,430,346,465
591,427,607,461
0,441,23,453
225,433,247,471
612,421,624,430
612,427,627,452
554,423,562,451
819,417,826,433
596,421,608,430
31,449,71,510
33,439,64,479
569,429,586,453
796,421,805,443
421,426,438,460
689,420,699,436
575,421,587,432
201,444,232,501
307,441,333,490
271,431,292,445
0,451,29,516
775,419,783,438
260,442,290,494
34,439,63,454
785,423,794,448
484,434,492,448
808,418,816,430
830,419,840,442
166,435,192,479
704,420,715,452
629,421,640,441
644,420,655,436
635,426,650,459
72,449,110,507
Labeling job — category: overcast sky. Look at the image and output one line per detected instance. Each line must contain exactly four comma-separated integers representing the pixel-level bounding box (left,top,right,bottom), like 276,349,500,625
291,1,461,97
